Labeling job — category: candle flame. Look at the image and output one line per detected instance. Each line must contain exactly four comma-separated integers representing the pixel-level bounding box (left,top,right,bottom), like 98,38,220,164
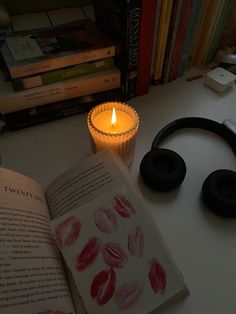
111,107,116,127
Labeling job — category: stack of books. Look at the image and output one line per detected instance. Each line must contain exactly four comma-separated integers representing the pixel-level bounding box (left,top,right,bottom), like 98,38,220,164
0,6,123,131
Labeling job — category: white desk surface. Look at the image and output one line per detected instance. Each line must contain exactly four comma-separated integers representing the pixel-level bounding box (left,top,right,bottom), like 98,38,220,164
1,76,236,314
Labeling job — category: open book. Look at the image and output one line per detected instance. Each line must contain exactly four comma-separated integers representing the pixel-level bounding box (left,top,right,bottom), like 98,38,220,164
0,150,189,314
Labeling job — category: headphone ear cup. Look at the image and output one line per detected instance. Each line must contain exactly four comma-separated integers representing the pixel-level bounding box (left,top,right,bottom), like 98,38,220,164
140,148,187,191
202,169,236,218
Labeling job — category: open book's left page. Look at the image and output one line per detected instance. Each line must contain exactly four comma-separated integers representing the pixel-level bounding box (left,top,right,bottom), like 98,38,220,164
0,167,75,314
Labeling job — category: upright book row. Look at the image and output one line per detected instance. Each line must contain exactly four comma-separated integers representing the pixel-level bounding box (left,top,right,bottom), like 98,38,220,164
0,1,235,132
92,0,236,94
145,0,235,85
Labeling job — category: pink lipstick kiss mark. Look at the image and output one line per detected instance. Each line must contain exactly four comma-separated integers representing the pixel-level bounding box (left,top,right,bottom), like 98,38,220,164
90,267,116,305
148,258,166,294
94,208,118,233
102,242,128,268
114,282,145,310
128,225,144,257
55,216,81,250
76,237,101,271
113,194,136,218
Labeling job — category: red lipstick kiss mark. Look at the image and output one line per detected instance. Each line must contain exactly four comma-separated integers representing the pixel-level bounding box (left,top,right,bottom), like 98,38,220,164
114,281,145,310
55,216,81,249
90,267,116,305
102,242,128,268
76,237,101,271
148,257,166,294
113,194,136,218
94,207,118,233
128,225,144,257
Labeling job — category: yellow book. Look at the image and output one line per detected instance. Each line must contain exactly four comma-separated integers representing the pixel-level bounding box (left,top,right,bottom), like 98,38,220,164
153,0,174,81
193,0,222,66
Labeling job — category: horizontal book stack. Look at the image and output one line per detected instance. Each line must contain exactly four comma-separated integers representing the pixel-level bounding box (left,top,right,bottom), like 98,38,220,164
0,5,123,131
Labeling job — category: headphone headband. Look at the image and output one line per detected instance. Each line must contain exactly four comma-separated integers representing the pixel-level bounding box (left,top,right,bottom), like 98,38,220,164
151,117,236,156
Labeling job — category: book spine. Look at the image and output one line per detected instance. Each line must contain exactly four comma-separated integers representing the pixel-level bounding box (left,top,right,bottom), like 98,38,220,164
12,57,115,91
150,0,163,79
126,0,142,99
205,0,234,65
120,1,129,100
92,0,127,100
201,0,224,65
91,0,141,100
161,0,184,84
192,0,221,67
3,88,124,131
186,0,209,69
153,0,174,81
136,0,158,96
177,0,203,77
0,68,121,114
8,46,116,79
167,0,193,82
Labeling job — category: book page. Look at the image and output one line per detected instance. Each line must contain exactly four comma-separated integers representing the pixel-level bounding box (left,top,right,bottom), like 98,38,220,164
45,150,135,220
0,167,75,314
46,150,188,314
45,150,134,314
50,184,188,314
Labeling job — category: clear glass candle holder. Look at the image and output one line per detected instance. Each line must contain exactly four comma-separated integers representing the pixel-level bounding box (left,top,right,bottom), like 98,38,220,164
87,101,139,168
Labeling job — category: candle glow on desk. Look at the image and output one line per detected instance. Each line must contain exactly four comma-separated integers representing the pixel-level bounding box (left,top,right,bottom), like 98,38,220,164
87,102,139,167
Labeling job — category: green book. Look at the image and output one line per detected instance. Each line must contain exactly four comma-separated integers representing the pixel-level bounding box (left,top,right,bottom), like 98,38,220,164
12,57,115,91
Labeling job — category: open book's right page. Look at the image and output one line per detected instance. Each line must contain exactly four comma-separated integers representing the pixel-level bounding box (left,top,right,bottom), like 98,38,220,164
46,150,189,314
51,184,188,314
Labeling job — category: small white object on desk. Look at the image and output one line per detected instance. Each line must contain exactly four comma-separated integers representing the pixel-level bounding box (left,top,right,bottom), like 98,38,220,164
204,67,236,92
87,101,139,168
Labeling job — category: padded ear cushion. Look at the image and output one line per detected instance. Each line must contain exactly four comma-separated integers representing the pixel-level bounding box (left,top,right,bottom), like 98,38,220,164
202,169,236,218
140,148,187,191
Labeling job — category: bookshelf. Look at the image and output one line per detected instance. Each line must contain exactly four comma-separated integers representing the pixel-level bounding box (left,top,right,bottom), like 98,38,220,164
1,1,236,132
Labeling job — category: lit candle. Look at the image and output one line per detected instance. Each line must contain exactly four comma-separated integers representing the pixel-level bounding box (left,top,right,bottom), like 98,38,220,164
87,101,139,167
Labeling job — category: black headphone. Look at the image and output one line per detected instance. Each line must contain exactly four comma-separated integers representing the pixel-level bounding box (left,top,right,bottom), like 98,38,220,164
140,117,236,218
